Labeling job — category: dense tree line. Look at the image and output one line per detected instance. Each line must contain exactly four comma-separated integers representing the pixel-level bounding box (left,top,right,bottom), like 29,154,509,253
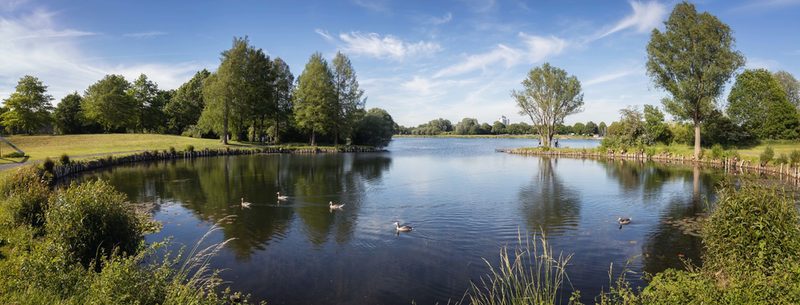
0,37,395,148
396,117,608,137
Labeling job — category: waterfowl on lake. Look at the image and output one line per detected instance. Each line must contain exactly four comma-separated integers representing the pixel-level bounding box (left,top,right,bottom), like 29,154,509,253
276,192,288,201
240,198,252,208
394,221,413,232
329,201,345,210
618,217,632,225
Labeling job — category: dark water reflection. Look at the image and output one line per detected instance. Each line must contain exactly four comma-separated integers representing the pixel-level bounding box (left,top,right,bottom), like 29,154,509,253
75,138,727,304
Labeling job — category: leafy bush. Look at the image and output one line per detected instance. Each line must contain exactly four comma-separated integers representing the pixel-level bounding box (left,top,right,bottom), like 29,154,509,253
169,146,176,154
759,146,774,166
59,153,70,165
710,144,724,160
185,145,195,153
790,150,800,166
42,157,55,174
2,151,26,158
353,108,395,148
775,153,788,165
703,184,800,277
46,180,146,268
1,180,49,228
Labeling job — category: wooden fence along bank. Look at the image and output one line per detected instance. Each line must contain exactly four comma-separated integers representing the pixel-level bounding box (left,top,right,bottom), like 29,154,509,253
498,148,800,184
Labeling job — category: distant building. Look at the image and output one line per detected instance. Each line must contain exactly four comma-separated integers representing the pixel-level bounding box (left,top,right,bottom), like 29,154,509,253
500,115,510,126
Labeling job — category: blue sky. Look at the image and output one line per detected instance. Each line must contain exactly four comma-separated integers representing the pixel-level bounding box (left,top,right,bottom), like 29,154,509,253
1,0,799,126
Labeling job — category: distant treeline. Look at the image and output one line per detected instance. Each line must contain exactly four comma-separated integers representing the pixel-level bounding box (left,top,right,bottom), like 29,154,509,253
0,37,395,148
395,118,608,136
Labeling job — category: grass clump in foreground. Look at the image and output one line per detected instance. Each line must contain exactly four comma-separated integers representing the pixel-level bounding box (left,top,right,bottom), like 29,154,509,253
461,181,800,305
0,166,262,304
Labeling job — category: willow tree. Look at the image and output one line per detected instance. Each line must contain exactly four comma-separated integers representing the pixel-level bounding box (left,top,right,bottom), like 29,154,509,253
511,63,583,147
646,2,744,159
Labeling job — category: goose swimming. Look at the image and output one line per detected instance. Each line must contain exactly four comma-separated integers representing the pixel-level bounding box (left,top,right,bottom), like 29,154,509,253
329,201,345,210
276,192,288,201
394,221,413,232
240,198,252,208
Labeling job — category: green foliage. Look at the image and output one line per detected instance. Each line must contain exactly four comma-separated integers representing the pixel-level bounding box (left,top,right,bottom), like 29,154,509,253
759,146,774,165
727,69,799,140
82,74,138,132
53,92,87,134
647,2,744,157
185,144,195,153
701,109,755,146
773,70,800,109
0,167,50,228
42,157,55,174
704,184,800,277
293,52,337,145
710,144,724,160
642,105,671,144
668,122,693,145
165,69,211,134
0,75,54,134
512,63,583,147
46,180,145,268
455,233,580,305
59,153,70,165
790,150,800,166
129,74,171,133
602,107,644,148
455,118,482,135
353,108,395,148
332,52,366,144
412,118,453,135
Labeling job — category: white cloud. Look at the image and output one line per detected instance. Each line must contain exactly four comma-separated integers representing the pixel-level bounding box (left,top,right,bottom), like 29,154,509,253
338,32,441,60
0,9,203,103
314,28,334,42
434,34,566,78
427,12,453,25
123,31,167,38
596,1,667,39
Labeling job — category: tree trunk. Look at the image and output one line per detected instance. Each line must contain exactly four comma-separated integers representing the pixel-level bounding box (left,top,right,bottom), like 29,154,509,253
693,123,701,160
274,118,280,144
334,130,339,146
310,129,316,146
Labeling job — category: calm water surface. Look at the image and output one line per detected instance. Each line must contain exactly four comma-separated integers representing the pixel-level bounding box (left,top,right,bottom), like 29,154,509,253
79,138,722,304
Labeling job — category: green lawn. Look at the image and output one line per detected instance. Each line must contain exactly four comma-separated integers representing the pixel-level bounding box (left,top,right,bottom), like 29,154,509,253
0,134,259,165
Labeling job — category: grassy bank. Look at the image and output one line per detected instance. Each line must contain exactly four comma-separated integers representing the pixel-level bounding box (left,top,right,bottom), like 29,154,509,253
0,134,379,169
0,134,254,164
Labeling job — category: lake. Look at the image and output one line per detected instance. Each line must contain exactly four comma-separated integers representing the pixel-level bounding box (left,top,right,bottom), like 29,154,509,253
77,137,722,304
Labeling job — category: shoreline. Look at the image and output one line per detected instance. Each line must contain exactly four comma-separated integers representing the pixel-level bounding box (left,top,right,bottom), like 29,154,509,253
394,134,601,140
44,145,385,180
501,147,800,184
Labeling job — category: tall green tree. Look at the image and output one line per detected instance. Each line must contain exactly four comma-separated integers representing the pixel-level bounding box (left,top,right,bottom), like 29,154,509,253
0,75,53,134
585,121,598,135
572,122,586,135
293,52,336,146
727,69,799,139
164,69,211,134
598,121,607,137
332,52,366,145
271,58,294,143
53,92,85,134
128,74,168,132
82,75,138,132
199,37,268,144
646,2,744,159
773,70,800,109
643,104,671,144
511,63,583,147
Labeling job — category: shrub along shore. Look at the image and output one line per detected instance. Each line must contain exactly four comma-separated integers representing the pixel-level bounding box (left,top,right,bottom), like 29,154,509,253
502,146,800,183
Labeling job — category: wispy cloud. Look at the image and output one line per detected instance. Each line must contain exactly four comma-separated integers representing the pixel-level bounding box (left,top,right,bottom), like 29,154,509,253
730,0,800,12
314,28,334,42
123,31,167,38
434,33,566,78
427,12,453,25
337,32,441,60
351,0,390,12
584,68,640,86
595,1,667,40
0,9,202,102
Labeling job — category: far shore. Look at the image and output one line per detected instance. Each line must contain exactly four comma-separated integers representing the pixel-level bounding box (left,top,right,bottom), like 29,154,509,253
394,134,602,140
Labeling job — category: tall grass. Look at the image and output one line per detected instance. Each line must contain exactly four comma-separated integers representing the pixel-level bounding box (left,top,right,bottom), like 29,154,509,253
456,232,580,305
